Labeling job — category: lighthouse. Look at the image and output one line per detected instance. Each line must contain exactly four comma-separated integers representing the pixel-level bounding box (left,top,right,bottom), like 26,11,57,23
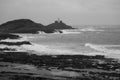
55,18,62,23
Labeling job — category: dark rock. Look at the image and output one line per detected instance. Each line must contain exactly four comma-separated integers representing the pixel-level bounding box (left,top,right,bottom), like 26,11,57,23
0,19,44,33
46,19,73,30
0,41,31,46
0,19,74,33
0,47,16,51
0,34,20,40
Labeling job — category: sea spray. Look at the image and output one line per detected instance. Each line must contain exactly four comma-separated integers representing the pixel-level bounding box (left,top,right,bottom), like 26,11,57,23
21,43,106,56
85,43,120,59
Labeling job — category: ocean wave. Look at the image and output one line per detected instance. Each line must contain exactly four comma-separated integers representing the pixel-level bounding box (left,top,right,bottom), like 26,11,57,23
61,29,81,34
0,45,26,52
0,37,28,42
85,43,120,59
0,36,30,52
15,34,36,39
80,28,104,32
60,28,104,34
21,43,106,56
21,43,76,55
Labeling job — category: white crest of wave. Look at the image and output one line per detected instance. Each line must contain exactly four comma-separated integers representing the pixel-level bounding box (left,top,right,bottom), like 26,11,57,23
80,28,104,32
61,28,104,34
0,37,28,42
61,29,81,34
85,43,120,59
21,43,77,55
21,43,105,56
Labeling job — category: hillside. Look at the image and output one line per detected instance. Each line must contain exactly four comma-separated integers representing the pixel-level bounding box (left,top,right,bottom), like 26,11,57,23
0,19,44,33
0,19,73,33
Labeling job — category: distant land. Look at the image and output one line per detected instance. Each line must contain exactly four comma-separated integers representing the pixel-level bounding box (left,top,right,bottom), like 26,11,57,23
0,19,74,34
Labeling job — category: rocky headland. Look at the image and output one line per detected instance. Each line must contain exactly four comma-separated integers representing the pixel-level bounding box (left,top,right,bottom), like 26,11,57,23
0,19,74,34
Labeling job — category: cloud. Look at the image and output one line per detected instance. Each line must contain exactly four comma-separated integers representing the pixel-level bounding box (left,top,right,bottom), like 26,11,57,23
1,0,120,14
0,0,120,25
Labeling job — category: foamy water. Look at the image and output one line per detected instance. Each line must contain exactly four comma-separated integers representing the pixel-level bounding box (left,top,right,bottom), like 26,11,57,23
21,42,120,59
1,37,27,42
21,43,106,56
16,28,120,59
85,43,120,59
0,37,30,52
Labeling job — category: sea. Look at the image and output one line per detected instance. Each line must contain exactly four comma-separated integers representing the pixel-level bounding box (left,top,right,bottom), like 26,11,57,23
19,25,120,59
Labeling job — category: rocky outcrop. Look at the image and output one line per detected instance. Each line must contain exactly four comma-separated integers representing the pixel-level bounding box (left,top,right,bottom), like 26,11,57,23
0,34,20,40
0,19,73,33
0,19,44,33
46,20,73,30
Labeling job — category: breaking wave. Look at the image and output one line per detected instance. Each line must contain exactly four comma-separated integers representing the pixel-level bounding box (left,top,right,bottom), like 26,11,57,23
85,43,120,59
21,43,105,56
80,28,104,32
0,37,28,42
21,43,78,55
61,29,81,34
61,28,104,34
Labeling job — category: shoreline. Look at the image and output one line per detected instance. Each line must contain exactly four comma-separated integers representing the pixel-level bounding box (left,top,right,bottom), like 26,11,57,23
1,33,120,60
0,33,120,80
15,34,120,60
0,52,120,80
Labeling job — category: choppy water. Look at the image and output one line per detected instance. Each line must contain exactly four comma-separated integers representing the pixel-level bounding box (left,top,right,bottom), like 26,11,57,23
19,26,120,59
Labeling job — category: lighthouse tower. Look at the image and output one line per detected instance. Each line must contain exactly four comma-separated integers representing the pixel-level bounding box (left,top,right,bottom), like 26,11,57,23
57,18,60,23
55,18,62,23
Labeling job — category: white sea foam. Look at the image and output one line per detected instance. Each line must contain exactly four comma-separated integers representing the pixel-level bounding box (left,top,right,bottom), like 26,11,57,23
0,45,26,52
85,43,120,53
85,43,120,59
21,43,76,55
1,37,28,42
61,29,81,34
13,65,37,70
60,28,103,34
51,70,80,77
80,28,104,32
15,34,36,39
0,37,29,52
21,43,106,56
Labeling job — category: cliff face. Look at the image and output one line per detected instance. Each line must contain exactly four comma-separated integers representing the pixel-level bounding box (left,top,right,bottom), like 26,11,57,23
0,19,73,33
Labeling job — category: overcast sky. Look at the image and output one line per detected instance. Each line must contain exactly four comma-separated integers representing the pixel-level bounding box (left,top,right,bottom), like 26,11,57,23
0,0,120,25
